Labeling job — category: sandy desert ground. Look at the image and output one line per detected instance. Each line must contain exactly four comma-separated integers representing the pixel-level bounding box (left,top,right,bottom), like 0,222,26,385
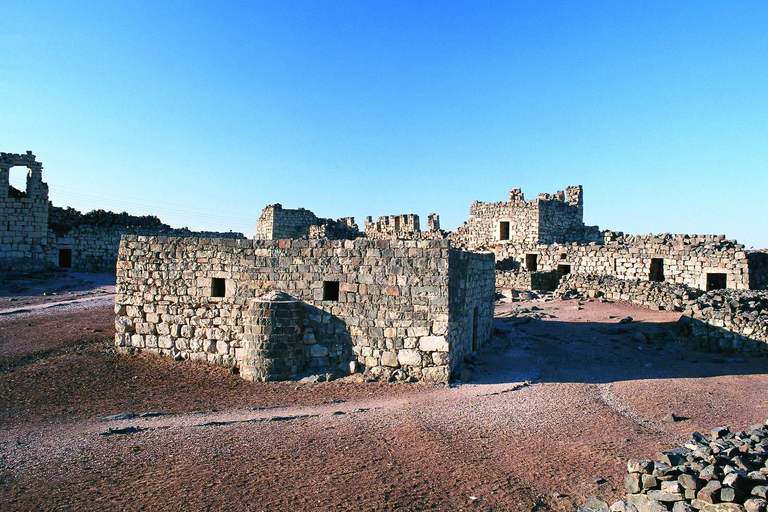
1,272,766,511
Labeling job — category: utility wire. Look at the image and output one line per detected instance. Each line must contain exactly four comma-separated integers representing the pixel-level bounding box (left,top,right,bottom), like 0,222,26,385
49,188,257,226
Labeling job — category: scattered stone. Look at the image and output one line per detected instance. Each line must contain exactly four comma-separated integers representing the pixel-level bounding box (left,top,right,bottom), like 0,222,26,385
619,316,634,324
582,497,611,512
100,426,145,436
610,425,768,512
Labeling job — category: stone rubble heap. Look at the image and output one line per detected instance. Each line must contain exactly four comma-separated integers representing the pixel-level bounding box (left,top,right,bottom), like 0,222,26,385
614,422,768,512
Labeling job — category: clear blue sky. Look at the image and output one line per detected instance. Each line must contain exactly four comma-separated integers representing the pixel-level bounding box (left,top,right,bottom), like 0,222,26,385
2,1,767,247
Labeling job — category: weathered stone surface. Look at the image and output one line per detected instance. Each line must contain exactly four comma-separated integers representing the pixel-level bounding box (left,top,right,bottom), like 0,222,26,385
397,349,423,367
421,366,449,383
701,504,746,512
672,502,695,512
381,351,399,368
647,490,684,502
625,474,642,494
418,336,448,352
744,498,767,512
627,494,669,512
628,459,655,474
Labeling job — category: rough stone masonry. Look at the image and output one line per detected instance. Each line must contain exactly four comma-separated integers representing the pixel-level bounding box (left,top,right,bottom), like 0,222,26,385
115,236,495,383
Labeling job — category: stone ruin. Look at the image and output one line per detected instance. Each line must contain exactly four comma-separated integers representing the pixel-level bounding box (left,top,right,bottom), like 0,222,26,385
115,236,495,383
3,150,767,379
459,185,768,356
0,151,243,272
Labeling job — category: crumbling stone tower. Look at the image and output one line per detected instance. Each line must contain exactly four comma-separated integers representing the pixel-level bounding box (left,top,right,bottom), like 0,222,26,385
0,152,50,268
466,185,598,248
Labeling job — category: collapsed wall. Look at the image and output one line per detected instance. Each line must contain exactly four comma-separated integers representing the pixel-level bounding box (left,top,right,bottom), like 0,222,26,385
681,290,768,355
611,423,768,512
115,235,495,382
0,152,49,270
556,275,768,355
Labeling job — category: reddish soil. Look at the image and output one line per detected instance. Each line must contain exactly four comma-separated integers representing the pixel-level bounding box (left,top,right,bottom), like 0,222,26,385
1,282,766,512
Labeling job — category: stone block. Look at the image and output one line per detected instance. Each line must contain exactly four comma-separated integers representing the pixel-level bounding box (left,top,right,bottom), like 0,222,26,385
397,349,422,367
422,366,449,383
381,351,399,368
419,336,448,352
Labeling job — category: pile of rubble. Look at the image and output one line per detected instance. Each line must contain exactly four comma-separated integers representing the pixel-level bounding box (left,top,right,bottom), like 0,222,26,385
595,422,768,512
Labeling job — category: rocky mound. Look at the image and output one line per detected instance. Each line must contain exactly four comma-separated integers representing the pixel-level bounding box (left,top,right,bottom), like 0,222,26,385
586,421,768,512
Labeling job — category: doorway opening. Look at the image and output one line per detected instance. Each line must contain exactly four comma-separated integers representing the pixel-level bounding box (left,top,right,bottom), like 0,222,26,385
650,258,665,282
58,249,72,268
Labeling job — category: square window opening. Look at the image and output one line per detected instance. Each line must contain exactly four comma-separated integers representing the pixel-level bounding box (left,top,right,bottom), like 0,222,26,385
211,278,226,297
706,273,727,291
499,221,510,241
560,253,567,260
323,280,340,301
557,264,571,276
525,253,538,272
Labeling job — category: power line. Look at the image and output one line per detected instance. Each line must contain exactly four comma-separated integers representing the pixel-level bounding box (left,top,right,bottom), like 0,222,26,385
50,189,257,226
53,184,256,218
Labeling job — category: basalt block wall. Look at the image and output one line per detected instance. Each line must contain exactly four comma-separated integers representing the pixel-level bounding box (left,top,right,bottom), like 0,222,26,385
556,274,768,355
465,185,600,248
493,234,752,292
115,236,495,382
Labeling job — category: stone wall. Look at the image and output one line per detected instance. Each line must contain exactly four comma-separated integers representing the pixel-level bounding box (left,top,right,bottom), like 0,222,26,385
256,204,360,241
364,214,421,238
748,251,768,291
115,236,495,382
1,151,245,272
556,274,768,355
447,249,496,377
0,152,49,269
496,270,562,293
255,204,319,240
465,185,601,248
494,234,752,292
681,289,768,355
556,273,703,311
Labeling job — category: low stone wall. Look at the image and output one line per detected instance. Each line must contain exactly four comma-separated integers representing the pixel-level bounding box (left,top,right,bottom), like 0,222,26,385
607,423,768,512
556,274,768,355
681,290,768,355
496,270,561,292
556,273,702,311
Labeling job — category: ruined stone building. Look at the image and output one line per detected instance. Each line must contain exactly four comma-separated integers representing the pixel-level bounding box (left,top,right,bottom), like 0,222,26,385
0,151,243,272
6,149,766,376
452,185,768,295
115,236,495,383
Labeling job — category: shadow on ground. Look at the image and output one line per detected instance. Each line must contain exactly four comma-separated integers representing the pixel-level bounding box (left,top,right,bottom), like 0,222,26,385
469,307,765,386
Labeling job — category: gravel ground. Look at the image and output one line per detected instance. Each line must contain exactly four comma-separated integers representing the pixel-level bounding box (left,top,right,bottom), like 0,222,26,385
0,283,766,511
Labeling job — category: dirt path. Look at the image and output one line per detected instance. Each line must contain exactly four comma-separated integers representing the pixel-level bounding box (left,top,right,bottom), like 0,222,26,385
1,290,766,511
